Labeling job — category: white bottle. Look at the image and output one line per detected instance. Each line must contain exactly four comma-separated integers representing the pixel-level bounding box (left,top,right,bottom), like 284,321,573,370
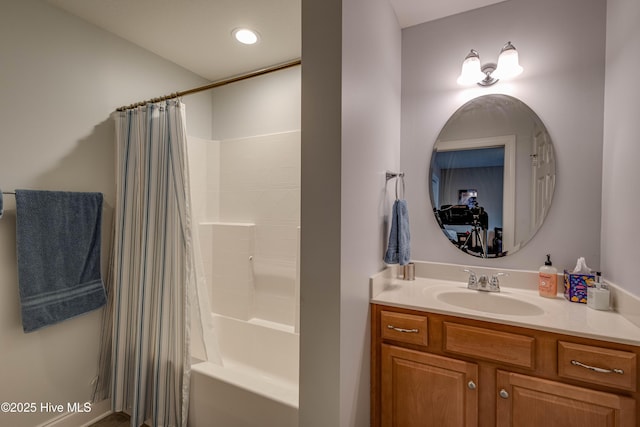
587,272,610,311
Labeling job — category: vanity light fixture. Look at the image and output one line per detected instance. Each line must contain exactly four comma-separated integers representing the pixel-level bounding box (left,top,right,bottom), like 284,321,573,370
457,41,523,86
232,28,260,45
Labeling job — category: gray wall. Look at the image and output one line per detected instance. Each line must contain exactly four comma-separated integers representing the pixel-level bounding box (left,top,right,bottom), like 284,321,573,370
340,0,402,424
602,0,640,295
401,0,606,271
300,0,343,424
300,0,401,425
0,1,212,426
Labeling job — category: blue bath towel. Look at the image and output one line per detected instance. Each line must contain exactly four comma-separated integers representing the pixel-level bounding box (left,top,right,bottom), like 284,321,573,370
15,190,106,332
384,199,411,265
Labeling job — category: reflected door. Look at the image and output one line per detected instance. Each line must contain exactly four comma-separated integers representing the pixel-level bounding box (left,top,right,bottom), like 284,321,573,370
531,130,555,229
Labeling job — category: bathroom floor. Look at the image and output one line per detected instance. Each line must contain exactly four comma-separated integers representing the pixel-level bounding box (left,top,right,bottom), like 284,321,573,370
89,412,150,427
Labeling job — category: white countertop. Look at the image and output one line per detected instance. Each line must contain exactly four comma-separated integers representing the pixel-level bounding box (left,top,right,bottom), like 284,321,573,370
371,274,640,347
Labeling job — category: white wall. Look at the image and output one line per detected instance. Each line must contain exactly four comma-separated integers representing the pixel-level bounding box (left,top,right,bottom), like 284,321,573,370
220,132,300,325
198,132,301,327
188,136,220,225
211,67,301,140
0,1,212,426
190,67,302,330
401,0,606,272
191,65,300,225
602,0,640,296
300,0,402,426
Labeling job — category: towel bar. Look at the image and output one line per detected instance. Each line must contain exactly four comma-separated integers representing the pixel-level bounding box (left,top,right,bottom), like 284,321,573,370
385,171,405,181
386,171,406,200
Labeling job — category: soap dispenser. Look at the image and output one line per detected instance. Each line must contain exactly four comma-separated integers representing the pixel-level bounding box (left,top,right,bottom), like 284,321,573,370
538,254,558,298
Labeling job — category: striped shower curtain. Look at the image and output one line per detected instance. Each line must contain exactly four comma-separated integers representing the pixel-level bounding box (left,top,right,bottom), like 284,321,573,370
109,100,196,427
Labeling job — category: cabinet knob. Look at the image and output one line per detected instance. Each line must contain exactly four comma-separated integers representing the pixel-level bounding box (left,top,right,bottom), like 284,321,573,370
467,380,477,390
499,389,509,399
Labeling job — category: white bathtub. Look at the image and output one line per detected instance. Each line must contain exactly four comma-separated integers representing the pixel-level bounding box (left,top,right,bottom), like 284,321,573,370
188,314,299,427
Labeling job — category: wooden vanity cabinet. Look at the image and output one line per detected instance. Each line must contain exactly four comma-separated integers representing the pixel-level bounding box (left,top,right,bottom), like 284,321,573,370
381,344,478,427
371,304,640,427
496,371,635,427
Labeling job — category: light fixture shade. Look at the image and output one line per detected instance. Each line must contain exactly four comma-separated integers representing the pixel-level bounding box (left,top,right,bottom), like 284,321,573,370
233,28,259,45
457,50,486,85
493,42,523,80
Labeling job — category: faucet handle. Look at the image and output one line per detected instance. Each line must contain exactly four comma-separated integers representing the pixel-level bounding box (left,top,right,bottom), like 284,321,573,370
463,268,478,289
489,272,508,290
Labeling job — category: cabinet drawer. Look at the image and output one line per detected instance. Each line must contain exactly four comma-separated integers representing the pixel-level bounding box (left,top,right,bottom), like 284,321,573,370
558,341,637,391
443,322,535,368
380,311,428,346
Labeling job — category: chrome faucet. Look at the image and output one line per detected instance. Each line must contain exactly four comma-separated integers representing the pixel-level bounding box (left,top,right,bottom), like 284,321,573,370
489,272,507,291
464,269,478,289
464,269,507,292
478,274,489,289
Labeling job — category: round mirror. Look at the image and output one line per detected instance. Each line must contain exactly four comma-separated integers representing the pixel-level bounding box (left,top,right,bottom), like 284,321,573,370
430,94,555,258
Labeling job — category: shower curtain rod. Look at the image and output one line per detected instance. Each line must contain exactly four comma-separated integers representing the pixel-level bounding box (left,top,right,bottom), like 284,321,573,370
116,58,301,111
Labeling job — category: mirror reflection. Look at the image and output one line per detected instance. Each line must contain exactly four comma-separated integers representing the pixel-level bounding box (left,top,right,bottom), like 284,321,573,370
430,94,555,258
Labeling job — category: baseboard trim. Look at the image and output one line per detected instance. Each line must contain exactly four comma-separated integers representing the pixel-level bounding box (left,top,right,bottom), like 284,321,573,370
35,399,111,427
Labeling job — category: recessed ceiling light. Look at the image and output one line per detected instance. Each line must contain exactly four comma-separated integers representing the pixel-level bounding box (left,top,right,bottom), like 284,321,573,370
233,28,259,45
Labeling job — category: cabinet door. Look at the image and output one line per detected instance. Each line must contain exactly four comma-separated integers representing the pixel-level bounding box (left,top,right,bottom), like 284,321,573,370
381,344,478,427
496,371,636,427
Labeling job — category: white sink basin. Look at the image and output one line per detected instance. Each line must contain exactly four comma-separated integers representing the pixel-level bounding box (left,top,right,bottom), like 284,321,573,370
436,290,545,316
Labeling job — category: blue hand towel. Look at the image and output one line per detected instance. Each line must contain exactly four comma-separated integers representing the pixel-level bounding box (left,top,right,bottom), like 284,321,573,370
384,199,411,265
15,190,106,332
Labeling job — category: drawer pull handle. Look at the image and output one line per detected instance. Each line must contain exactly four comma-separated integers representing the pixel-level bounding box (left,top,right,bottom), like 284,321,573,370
387,325,419,334
571,360,624,375
499,389,509,399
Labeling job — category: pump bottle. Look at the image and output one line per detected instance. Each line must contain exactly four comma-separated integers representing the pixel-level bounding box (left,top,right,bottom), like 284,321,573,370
539,254,558,298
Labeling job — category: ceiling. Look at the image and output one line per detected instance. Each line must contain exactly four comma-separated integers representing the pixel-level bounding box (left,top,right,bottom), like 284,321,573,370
47,0,508,82
389,0,508,28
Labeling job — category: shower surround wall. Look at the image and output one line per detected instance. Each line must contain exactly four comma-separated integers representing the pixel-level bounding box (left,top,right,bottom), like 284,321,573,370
178,67,302,426
187,131,300,427
190,131,301,330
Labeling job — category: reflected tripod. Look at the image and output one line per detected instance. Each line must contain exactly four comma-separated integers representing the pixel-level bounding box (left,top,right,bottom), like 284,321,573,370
460,219,487,258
